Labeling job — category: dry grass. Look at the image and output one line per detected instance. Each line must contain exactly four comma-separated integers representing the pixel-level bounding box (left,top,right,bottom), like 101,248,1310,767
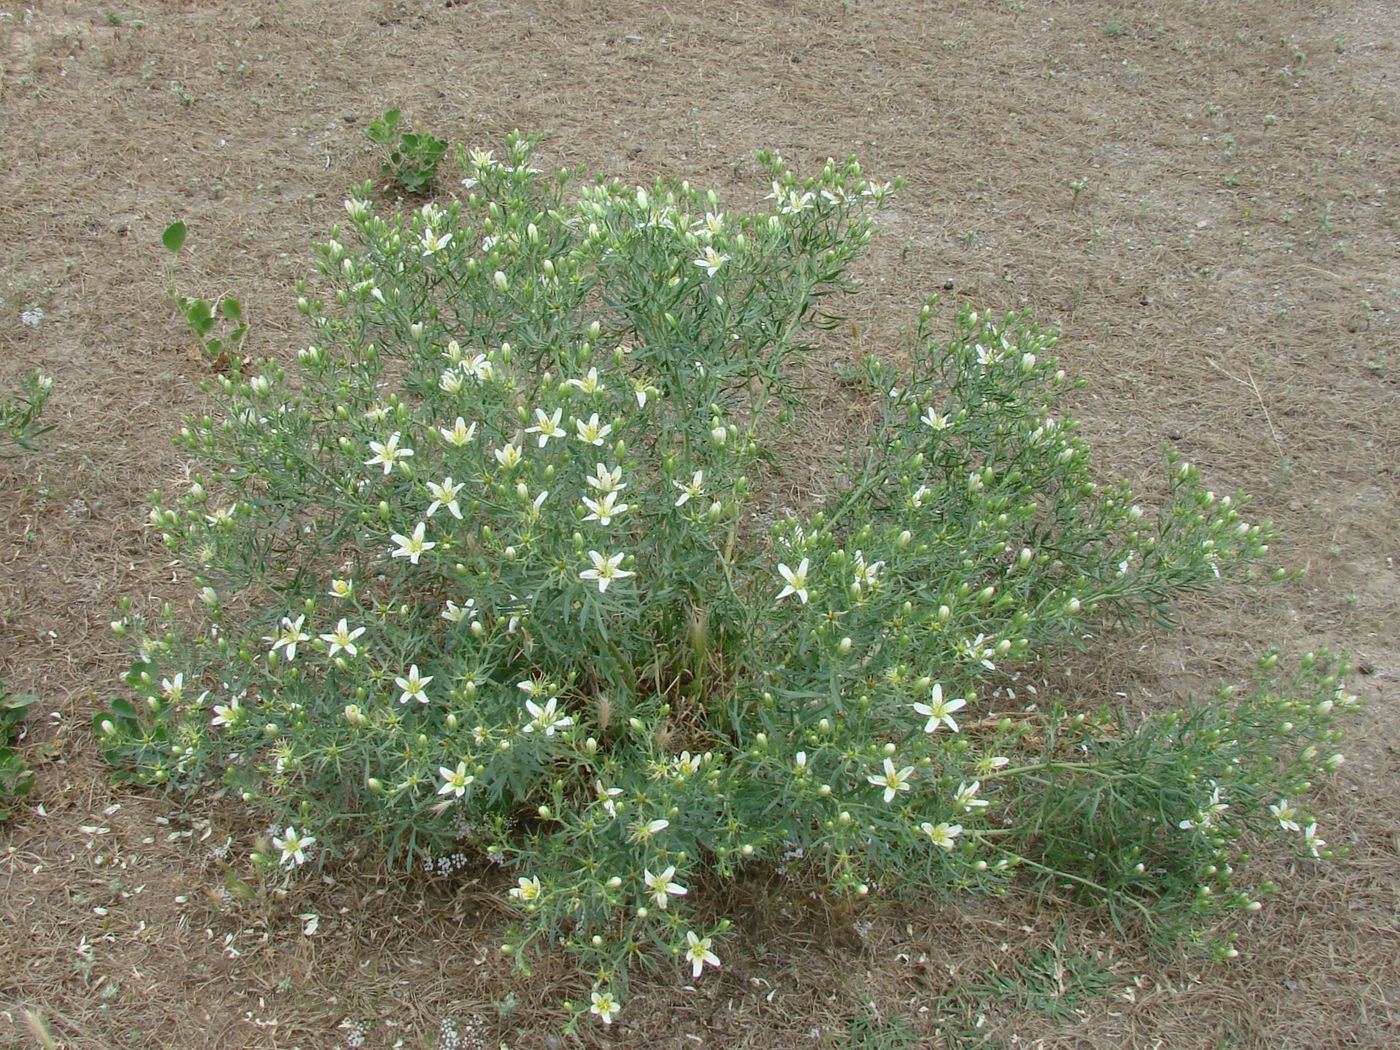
1,0,1397,1046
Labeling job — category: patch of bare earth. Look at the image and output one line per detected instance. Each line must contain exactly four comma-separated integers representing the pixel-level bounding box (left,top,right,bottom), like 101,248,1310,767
1,0,1396,1047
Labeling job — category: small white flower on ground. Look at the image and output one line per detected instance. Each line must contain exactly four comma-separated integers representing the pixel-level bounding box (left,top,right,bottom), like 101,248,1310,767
913,683,966,734
852,551,884,591
921,406,949,430
211,696,241,727
463,353,494,382
1302,823,1326,857
693,246,729,277
394,664,433,705
441,598,477,623
920,821,964,850
685,930,721,979
628,817,669,844
582,491,629,525
867,757,915,804
526,406,565,447
1270,799,1301,833
589,990,620,1025
390,522,435,565
328,578,354,599
777,558,810,604
420,228,452,256
365,432,414,475
438,761,474,798
523,697,574,736
643,865,687,909
272,826,315,867
319,618,365,658
438,417,477,446
575,413,613,447
587,462,625,494
266,614,311,662
579,550,633,593
493,442,523,469
426,477,465,520
673,470,704,507
160,673,185,702
510,875,542,902
566,367,606,395
952,780,989,811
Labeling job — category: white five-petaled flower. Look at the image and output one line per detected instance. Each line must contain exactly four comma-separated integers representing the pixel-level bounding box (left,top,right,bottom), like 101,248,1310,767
420,228,453,256
852,550,884,590
365,432,414,475
579,550,633,593
643,865,687,909
525,407,565,447
523,696,574,736
441,598,477,623
211,696,242,727
1179,785,1229,830
912,683,967,734
160,673,185,702
867,757,915,804
776,558,810,604
493,442,523,469
319,618,365,659
1270,799,1301,833
693,246,729,277
673,470,705,507
685,930,721,979
272,826,315,867
952,780,989,811
586,462,625,494
582,491,629,526
921,406,949,430
910,483,932,509
575,413,613,447
1302,823,1326,857
437,761,474,798
266,614,311,662
426,477,465,519
920,821,964,850
628,817,669,843
595,780,623,818
589,990,620,1025
463,353,494,382
510,875,542,902
328,577,354,600
390,522,435,565
394,664,433,705
438,416,477,446
566,367,606,395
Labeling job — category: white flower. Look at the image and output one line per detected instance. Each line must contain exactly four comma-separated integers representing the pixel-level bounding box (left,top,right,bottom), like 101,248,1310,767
390,522,435,565
441,598,477,623
579,550,633,593
525,407,565,447
643,865,687,909
439,369,464,394
566,367,606,395
685,930,721,979
586,463,625,494
1302,823,1326,857
912,684,967,734
852,550,884,591
426,477,465,520
920,821,963,850
420,228,453,256
438,416,477,446
589,989,620,1025
211,696,242,727
160,673,185,703
319,618,365,658
437,761,474,798
272,826,315,867
510,875,542,902
776,558,810,604
394,664,433,705
1270,799,1301,833
582,491,629,526
365,432,414,475
909,484,932,509
974,754,1010,776
463,354,494,382
628,817,669,843
693,246,729,277
867,757,914,804
575,413,613,447
493,442,523,469
921,406,949,430
673,470,704,507
1178,785,1228,830
950,780,987,812
595,780,622,818
265,614,311,662
523,696,574,736
328,578,354,600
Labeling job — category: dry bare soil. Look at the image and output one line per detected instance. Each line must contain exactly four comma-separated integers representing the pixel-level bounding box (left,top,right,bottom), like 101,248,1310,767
1,1,1397,1047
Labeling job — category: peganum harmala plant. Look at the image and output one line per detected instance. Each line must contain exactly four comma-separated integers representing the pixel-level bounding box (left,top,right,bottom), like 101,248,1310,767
99,132,1351,1028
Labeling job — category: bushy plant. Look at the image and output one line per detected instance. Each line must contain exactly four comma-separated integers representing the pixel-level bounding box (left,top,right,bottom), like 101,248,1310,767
365,108,449,197
99,132,1350,1027
1,370,53,457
